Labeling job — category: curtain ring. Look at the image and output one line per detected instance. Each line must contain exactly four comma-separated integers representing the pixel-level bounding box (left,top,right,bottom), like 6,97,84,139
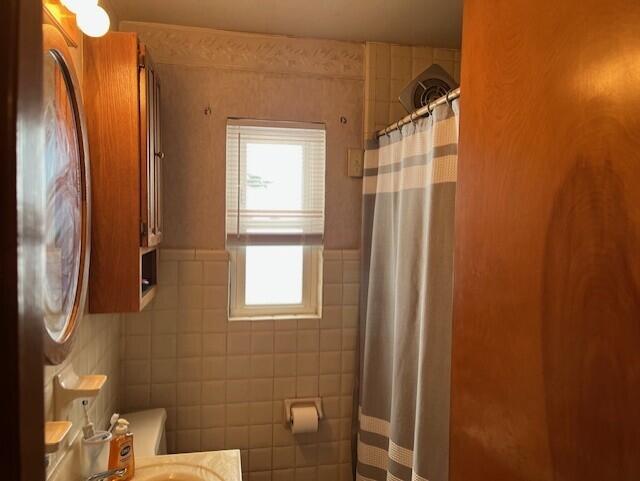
409,112,417,133
397,121,403,138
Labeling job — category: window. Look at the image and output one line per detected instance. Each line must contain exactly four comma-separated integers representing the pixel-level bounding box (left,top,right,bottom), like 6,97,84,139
226,120,325,319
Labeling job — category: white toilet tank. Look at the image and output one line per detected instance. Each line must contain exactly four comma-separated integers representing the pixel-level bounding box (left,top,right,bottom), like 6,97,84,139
122,408,167,457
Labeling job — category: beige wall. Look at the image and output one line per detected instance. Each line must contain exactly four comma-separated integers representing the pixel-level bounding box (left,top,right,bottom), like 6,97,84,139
121,22,365,250
121,249,359,481
363,42,461,139
44,34,122,481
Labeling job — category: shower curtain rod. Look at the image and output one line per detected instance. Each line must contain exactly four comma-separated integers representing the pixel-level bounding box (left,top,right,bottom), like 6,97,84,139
377,87,461,137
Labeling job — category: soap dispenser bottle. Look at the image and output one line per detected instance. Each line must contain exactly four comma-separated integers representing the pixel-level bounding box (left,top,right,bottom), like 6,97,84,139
108,418,135,480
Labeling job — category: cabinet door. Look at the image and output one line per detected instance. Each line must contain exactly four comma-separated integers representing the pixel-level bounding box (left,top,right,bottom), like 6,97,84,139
139,45,160,247
153,73,163,243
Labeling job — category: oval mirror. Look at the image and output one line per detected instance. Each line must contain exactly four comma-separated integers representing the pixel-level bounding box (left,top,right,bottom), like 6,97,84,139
42,25,91,365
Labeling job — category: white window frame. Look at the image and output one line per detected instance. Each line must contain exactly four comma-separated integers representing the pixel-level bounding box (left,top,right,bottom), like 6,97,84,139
226,119,325,321
228,245,323,320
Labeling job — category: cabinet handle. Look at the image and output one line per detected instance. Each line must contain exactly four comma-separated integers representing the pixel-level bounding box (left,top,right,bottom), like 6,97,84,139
155,151,165,159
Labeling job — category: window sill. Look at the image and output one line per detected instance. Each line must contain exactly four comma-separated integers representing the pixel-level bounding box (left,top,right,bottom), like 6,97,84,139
228,311,322,322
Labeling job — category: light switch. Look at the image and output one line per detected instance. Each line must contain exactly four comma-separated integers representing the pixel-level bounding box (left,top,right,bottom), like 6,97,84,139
348,148,364,178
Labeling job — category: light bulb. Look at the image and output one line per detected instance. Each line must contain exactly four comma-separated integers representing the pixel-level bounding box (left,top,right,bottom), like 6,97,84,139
61,0,98,14
76,5,110,37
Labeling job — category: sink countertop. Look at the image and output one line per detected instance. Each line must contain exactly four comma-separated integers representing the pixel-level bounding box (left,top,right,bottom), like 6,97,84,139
135,449,242,481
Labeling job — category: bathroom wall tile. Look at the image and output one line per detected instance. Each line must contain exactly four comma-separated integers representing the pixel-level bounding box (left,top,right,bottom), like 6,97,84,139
249,424,273,448
153,309,178,334
177,382,201,406
202,380,226,405
227,402,250,425
320,330,342,352
125,360,150,385
323,260,342,284
320,306,341,329
203,285,228,309
274,354,297,377
179,285,203,309
250,448,273,471
125,335,150,360
319,352,341,374
319,375,340,396
154,285,179,309
151,383,177,407
251,378,274,402
203,356,227,379
228,332,252,354
203,308,228,332
226,426,249,449
273,377,296,400
195,249,229,261
203,333,227,356
252,355,275,378
177,309,203,333
296,330,319,352
273,469,294,481
342,306,358,328
162,248,196,261
158,261,179,286
252,331,275,354
225,355,250,379
250,402,273,425
150,333,176,358
152,358,177,383
341,329,357,351
341,351,355,374
201,405,226,428
179,261,203,285
274,319,298,331
273,423,295,447
322,397,340,419
204,261,229,285
227,379,251,403
177,333,202,358
202,427,226,450
296,353,319,375
342,284,359,306
250,471,273,481
275,331,297,353
296,376,319,397
273,446,296,469
177,405,201,429
176,429,201,453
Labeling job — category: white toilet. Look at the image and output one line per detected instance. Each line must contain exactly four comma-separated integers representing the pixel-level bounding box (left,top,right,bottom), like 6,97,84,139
122,408,167,457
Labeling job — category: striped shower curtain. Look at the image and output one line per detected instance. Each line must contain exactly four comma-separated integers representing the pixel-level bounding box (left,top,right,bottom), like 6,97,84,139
357,100,460,481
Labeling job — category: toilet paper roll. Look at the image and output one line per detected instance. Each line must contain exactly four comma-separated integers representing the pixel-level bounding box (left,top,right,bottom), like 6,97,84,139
290,405,319,434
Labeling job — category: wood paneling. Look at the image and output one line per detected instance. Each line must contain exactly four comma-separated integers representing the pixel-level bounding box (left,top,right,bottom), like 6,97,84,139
84,33,143,312
1,0,45,479
452,1,640,480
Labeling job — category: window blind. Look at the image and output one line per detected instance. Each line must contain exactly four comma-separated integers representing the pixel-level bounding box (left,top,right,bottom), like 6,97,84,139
226,120,326,246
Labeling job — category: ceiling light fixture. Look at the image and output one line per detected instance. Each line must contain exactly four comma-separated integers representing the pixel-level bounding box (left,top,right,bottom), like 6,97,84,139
60,0,98,15
60,0,111,38
76,5,111,37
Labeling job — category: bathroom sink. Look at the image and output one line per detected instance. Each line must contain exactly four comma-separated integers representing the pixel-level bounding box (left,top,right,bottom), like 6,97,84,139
134,450,242,481
134,462,224,481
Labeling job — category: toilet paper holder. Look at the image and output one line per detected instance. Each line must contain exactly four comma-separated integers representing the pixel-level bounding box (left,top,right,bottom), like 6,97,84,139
284,398,324,426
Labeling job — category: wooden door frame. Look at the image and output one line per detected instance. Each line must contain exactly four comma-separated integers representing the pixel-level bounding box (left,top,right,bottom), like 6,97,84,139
1,0,45,480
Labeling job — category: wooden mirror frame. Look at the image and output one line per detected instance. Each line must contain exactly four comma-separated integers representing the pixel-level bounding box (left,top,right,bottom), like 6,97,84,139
42,24,91,365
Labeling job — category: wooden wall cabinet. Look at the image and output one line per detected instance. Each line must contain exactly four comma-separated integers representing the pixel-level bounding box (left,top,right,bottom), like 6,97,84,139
84,32,163,313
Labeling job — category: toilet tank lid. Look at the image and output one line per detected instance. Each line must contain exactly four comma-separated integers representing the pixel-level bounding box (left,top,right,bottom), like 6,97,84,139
121,408,167,457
